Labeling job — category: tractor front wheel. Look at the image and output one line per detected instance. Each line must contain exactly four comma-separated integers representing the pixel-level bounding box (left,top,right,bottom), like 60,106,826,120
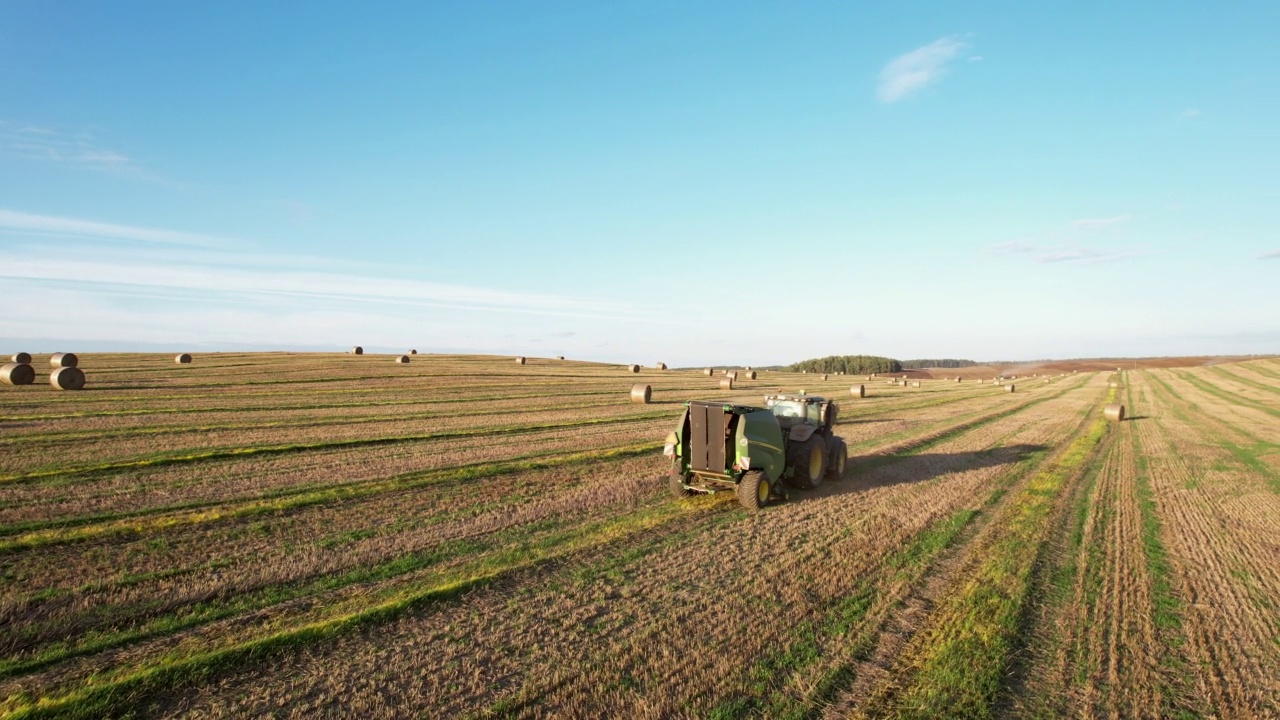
827,438,848,480
736,470,770,510
790,435,827,490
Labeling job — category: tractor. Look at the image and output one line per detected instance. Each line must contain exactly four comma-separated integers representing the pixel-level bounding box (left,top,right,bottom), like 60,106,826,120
664,393,848,510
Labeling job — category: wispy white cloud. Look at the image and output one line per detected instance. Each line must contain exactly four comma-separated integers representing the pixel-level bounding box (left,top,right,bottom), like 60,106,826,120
1035,245,1150,264
0,208,233,248
877,37,969,103
1181,107,1202,118
1071,214,1131,229
1260,249,1280,259
0,121,144,175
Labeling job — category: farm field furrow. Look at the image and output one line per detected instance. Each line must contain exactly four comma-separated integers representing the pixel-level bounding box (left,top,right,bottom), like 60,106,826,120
1,355,1276,719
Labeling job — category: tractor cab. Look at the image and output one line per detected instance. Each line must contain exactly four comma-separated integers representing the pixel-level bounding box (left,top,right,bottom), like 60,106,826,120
765,394,837,432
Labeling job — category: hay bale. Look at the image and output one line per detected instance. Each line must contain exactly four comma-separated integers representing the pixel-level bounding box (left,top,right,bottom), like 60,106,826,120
726,371,739,381
955,377,962,383
50,367,85,390
175,353,192,364
50,352,78,368
11,352,31,364
628,364,640,373
821,374,828,381
556,355,565,360
704,368,714,376
630,383,652,404
745,370,757,380
977,379,983,384
870,373,877,378
1,362,35,386
1109,381,1119,388
850,384,865,398
409,349,418,355
655,362,667,370
1104,403,1126,422
719,377,734,390
350,347,363,355
912,381,921,388
515,356,526,365
1006,384,1016,393
395,355,410,364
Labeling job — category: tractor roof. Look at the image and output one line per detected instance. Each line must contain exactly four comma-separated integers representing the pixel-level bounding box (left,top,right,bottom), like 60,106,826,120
767,393,829,403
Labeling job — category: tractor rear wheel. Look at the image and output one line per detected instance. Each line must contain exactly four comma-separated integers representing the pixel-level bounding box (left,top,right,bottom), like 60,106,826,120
827,438,848,480
789,435,827,490
668,471,691,498
736,470,770,510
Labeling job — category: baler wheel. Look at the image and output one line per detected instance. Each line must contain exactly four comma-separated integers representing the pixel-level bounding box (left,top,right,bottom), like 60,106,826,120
737,471,770,510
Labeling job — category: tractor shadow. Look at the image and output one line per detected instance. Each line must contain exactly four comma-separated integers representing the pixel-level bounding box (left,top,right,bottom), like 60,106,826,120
793,443,1049,502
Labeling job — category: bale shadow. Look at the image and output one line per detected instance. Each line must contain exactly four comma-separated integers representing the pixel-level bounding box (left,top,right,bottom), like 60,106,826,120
792,443,1049,502
1123,415,1149,422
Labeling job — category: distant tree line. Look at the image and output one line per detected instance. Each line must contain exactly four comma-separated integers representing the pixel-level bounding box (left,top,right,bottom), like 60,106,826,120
787,356,979,373
787,355,902,374
900,358,979,369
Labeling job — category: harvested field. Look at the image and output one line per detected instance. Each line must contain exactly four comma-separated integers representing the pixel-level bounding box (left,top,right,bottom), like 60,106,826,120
0,353,1276,719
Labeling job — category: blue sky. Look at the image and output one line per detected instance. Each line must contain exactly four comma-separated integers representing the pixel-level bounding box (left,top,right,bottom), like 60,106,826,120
2,2,1277,365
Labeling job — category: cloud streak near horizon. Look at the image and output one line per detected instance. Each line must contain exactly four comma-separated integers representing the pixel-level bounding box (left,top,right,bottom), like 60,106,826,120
877,37,969,103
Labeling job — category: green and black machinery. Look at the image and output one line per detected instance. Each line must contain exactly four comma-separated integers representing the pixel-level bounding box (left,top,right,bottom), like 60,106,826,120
663,393,848,510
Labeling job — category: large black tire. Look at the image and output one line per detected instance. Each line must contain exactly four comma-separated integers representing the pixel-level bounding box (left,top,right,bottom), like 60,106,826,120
736,470,770,510
827,438,848,480
668,470,691,499
788,435,826,490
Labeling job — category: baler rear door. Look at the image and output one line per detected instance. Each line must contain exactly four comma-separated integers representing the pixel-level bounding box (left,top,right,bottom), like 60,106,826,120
689,402,727,473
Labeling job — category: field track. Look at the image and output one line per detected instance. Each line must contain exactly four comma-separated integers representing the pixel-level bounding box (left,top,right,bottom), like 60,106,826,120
1,353,1277,719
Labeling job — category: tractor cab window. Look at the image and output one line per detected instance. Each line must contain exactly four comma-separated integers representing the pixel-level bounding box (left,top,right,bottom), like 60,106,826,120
768,400,805,420
805,402,822,424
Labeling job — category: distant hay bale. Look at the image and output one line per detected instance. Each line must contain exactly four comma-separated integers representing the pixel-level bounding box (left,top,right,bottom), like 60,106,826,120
801,370,807,374
50,367,86,391
870,373,877,378
556,355,565,360
1,362,35,386
1104,403,1126,422
628,364,640,373
977,379,983,384
850,384,865,398
912,381,921,388
395,355,410,364
175,354,192,364
719,377,734,390
726,371,739,381
350,347,363,355
821,374,828,381
704,368,714,376
49,352,78,368
409,349,418,355
11,352,31,364
745,370,757,380
1006,384,1016,393
630,383,652,404
656,362,667,370
1109,381,1119,388
515,356,526,365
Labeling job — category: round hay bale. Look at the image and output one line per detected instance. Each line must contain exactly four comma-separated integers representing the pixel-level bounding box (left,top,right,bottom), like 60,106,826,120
409,349,418,355
1109,381,1119,388
655,362,667,370
801,370,807,374
977,379,983,384
912,381,921,388
870,373,877,378
350,347,363,355
703,368,713,376
11,352,31,364
175,353,192,364
49,352,78,368
727,371,739,381
515,356,526,365
1104,403,1126,422
1006,384,1016,393
850,384,865,398
630,383,652,404
719,377,734,390
745,370,757,380
50,367,85,391
628,364,640,373
955,377,962,383
1,362,35,386
395,355,410,364
821,374,828,381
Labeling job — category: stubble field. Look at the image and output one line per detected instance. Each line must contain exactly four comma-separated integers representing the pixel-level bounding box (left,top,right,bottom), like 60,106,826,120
1,353,1277,719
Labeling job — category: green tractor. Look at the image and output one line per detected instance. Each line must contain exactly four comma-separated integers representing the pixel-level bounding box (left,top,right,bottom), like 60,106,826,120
664,393,848,510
